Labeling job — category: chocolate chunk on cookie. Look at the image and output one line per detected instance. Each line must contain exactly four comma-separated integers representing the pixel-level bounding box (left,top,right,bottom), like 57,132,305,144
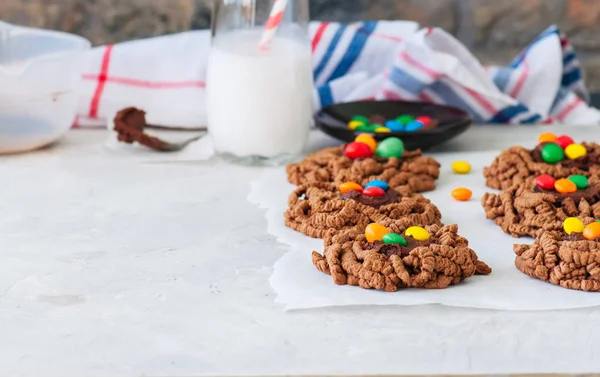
514,229,600,291
311,224,491,292
484,140,600,191
482,176,600,238
285,182,442,239
286,145,440,194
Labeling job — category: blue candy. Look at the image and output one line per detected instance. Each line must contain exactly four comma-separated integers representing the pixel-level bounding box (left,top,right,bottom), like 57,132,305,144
385,120,405,132
364,180,389,191
404,120,424,132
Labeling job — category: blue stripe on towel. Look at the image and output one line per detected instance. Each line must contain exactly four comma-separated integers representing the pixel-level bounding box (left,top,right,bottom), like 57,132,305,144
325,21,377,82
313,26,347,84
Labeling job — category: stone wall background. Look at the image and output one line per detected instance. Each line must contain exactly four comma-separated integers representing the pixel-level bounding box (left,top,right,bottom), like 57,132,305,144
2,0,600,89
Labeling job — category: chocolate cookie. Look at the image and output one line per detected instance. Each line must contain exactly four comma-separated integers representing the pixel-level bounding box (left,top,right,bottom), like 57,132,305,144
483,141,600,190
285,182,442,239
311,224,491,292
482,176,600,238
514,229,600,291
286,145,440,194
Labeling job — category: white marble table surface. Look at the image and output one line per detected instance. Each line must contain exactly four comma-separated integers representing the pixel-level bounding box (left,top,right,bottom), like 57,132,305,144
2,127,600,377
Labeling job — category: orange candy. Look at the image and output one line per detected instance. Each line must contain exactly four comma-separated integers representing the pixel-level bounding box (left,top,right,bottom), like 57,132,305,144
554,178,577,194
365,223,391,243
339,182,363,194
583,222,600,240
355,134,378,153
451,187,472,201
538,132,557,143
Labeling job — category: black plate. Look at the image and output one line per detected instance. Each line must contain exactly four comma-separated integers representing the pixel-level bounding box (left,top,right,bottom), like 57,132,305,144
315,100,472,151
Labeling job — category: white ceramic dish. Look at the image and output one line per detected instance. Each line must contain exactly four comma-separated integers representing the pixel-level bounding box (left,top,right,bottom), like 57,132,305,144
0,22,91,154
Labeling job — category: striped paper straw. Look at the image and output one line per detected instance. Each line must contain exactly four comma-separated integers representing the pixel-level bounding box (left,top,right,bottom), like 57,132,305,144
258,0,288,51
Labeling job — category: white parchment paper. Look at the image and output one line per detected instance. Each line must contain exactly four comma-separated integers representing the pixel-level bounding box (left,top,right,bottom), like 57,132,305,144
248,150,600,311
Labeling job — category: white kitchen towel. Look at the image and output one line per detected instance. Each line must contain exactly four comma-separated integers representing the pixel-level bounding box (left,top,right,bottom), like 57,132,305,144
77,22,600,129
371,25,600,124
78,21,418,128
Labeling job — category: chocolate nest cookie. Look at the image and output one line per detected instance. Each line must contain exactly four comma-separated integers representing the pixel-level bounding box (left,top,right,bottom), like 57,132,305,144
482,176,600,238
311,224,491,292
286,146,440,194
514,230,600,291
285,182,442,239
483,142,600,190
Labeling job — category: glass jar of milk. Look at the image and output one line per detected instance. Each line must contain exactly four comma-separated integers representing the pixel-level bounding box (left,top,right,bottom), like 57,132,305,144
207,0,312,165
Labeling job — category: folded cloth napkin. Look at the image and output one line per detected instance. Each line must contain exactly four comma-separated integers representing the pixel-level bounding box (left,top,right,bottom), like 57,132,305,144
77,21,600,129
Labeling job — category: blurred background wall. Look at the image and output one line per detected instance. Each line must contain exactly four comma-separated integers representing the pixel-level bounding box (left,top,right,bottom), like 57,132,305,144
1,0,600,90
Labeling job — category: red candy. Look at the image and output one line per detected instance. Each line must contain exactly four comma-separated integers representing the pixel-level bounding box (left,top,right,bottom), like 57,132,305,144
536,174,556,190
345,142,373,159
415,116,432,125
362,186,386,197
555,135,574,149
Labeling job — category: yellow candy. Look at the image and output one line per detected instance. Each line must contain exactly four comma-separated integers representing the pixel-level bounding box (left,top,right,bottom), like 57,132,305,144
339,182,363,194
565,143,587,160
405,226,430,241
348,120,364,130
451,161,471,174
365,223,391,243
374,127,391,133
354,134,377,152
563,217,585,235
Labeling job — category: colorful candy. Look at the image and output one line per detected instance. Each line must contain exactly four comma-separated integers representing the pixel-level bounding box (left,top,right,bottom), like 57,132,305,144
535,174,556,190
565,143,587,160
352,115,369,125
451,161,471,174
540,143,565,164
363,186,386,197
375,137,405,159
396,115,415,125
369,114,387,125
583,222,600,240
405,226,430,241
355,134,377,152
355,125,375,132
563,217,585,235
348,120,363,130
568,175,589,189
345,141,373,159
554,135,574,149
350,114,435,132
554,178,577,194
451,187,472,201
538,132,557,143
415,116,432,126
382,233,408,246
404,120,424,132
385,120,403,132
365,223,391,242
364,180,389,191
339,182,363,194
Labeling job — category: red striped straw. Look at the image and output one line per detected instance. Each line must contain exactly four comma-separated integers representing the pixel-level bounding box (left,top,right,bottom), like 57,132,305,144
258,0,288,51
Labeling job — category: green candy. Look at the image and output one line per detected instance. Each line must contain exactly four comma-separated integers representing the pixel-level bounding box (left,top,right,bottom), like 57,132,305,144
376,137,405,159
383,233,408,246
541,143,565,164
369,123,384,128
396,115,415,125
352,115,369,125
355,125,376,132
568,175,589,189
